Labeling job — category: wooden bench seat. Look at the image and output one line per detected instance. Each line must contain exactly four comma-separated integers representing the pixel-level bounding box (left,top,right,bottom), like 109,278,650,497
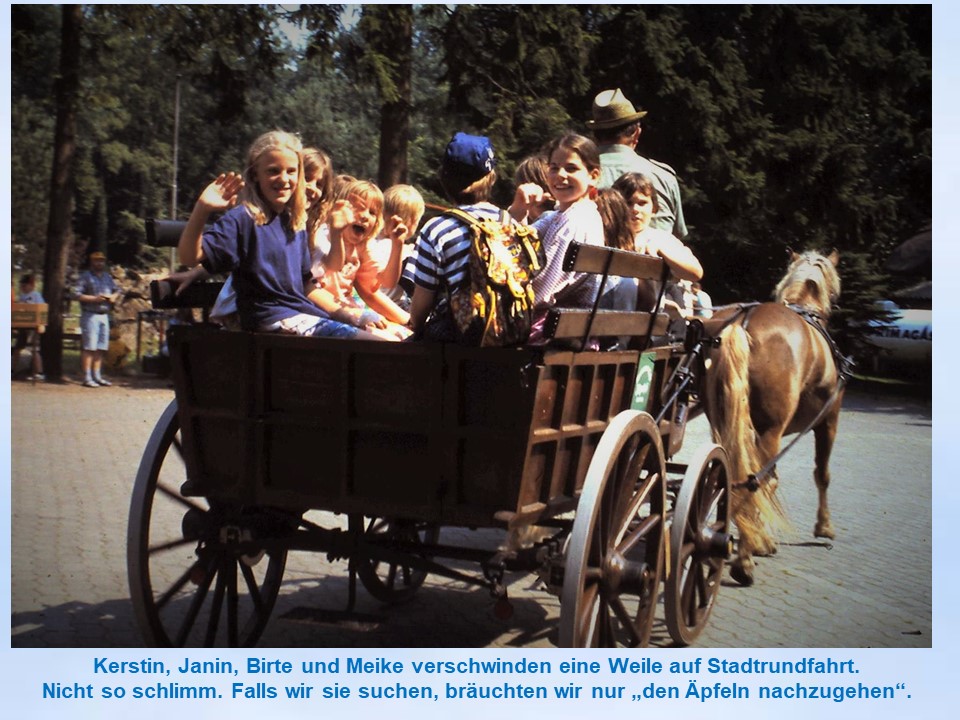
543,242,674,346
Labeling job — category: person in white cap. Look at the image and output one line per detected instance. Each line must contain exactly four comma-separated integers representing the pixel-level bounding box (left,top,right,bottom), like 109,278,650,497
588,88,688,241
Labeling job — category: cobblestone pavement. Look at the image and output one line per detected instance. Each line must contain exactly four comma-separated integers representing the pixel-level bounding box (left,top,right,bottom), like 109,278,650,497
10,376,931,649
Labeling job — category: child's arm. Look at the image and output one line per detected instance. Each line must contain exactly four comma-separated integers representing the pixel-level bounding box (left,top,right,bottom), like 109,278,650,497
164,266,211,295
646,234,703,282
353,244,409,324
378,214,411,289
407,286,436,334
178,172,244,266
355,284,410,326
324,200,355,274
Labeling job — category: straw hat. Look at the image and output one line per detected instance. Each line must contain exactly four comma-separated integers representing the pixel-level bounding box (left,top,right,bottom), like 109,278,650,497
587,88,648,130
89,251,106,260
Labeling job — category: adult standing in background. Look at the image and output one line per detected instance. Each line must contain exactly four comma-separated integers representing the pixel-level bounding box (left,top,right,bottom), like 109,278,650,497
74,250,118,387
12,273,45,381
589,88,688,241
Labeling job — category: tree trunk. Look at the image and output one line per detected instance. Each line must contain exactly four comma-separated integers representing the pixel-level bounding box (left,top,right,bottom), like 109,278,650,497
41,4,82,381
376,6,412,189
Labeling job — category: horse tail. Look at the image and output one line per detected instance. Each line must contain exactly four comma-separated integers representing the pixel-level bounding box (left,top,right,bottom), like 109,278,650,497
707,323,788,550
708,323,758,493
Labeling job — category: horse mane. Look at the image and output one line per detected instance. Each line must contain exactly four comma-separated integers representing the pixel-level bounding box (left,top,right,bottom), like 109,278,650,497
773,250,841,316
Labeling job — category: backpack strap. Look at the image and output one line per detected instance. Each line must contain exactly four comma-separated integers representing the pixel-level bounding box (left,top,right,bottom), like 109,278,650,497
443,207,483,228
424,203,481,229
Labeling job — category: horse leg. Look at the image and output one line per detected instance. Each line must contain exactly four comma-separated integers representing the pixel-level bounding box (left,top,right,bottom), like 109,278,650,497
730,484,774,586
749,427,787,556
730,494,758,587
812,404,842,539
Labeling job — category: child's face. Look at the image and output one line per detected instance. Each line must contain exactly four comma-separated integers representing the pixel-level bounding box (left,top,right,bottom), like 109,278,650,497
627,191,654,234
343,193,380,245
304,169,323,210
547,148,600,211
255,148,299,214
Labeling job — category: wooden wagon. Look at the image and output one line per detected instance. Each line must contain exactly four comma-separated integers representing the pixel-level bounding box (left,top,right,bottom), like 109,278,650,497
127,231,732,648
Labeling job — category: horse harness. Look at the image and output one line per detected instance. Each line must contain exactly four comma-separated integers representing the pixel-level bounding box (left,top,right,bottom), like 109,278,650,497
711,302,855,493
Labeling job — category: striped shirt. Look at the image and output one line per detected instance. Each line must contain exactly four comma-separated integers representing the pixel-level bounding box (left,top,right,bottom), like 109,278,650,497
404,203,504,294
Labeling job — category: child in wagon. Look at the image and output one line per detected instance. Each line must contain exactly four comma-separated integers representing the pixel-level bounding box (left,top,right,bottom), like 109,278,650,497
177,130,382,339
508,133,607,343
368,184,426,311
318,179,413,340
403,132,518,341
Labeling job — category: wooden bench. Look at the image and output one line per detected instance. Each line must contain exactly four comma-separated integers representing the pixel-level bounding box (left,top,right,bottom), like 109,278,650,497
542,242,674,348
12,303,48,382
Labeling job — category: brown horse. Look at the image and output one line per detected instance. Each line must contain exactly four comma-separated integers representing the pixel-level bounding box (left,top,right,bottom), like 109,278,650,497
704,250,845,586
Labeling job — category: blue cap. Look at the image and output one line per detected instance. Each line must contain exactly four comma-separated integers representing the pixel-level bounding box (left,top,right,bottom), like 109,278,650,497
444,132,496,181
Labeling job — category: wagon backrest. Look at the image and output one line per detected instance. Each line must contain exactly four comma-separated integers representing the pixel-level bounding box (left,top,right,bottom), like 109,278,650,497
145,218,224,313
541,242,673,349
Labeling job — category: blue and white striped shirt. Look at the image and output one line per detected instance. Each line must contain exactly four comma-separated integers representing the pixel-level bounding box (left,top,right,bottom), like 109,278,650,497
403,203,504,294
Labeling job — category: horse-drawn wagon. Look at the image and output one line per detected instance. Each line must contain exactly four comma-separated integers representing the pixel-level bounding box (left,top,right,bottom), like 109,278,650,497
127,230,735,648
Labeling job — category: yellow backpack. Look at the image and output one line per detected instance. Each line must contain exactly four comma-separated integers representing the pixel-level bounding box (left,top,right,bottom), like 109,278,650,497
443,208,546,347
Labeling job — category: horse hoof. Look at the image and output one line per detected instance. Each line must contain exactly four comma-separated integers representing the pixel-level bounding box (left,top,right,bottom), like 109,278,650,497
730,564,755,587
814,524,836,540
754,537,778,556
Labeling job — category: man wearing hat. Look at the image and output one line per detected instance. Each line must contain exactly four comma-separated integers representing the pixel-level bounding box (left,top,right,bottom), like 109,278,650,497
589,88,688,240
404,131,505,340
74,250,119,387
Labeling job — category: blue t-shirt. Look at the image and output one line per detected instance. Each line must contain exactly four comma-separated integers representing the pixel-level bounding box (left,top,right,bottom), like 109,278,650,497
201,206,325,331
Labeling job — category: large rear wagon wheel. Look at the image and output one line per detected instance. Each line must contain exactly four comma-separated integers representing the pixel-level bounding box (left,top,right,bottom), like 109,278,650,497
559,411,666,648
127,400,288,647
665,443,732,646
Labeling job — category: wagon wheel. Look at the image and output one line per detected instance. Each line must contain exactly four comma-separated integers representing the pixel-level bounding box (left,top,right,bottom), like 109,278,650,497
127,400,290,647
353,516,439,603
559,410,666,648
665,443,732,646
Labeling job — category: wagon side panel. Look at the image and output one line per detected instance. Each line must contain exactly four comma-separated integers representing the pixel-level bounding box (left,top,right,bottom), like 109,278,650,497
169,327,258,503
510,350,644,525
254,335,446,519
437,346,541,527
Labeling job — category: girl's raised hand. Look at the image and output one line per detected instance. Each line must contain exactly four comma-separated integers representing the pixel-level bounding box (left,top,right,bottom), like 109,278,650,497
198,172,244,211
516,182,545,206
509,182,545,222
328,199,356,233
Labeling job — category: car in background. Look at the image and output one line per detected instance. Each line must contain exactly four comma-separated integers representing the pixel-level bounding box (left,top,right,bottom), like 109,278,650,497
861,298,931,372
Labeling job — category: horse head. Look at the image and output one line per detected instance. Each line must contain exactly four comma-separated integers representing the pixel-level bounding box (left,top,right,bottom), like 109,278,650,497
773,249,841,317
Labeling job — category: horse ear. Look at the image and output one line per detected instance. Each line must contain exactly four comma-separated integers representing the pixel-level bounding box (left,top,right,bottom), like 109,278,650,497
827,248,840,266
787,248,800,263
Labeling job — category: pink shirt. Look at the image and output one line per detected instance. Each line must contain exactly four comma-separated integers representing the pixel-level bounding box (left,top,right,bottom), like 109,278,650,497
320,240,383,307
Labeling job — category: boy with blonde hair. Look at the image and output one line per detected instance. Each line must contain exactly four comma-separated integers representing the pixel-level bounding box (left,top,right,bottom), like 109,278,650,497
375,184,425,300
